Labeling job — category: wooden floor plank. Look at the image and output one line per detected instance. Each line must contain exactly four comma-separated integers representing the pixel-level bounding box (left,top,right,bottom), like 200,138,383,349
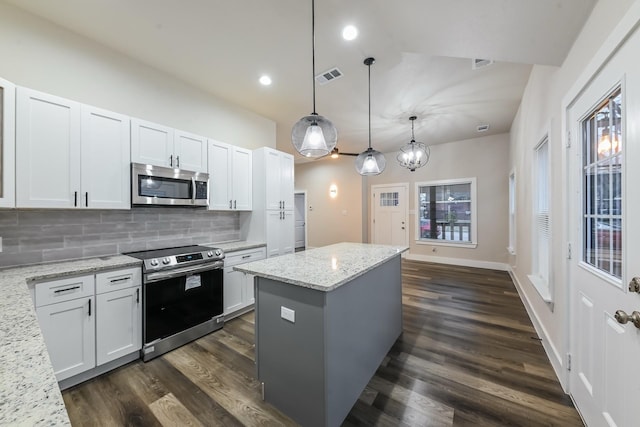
148,393,204,427
62,259,583,426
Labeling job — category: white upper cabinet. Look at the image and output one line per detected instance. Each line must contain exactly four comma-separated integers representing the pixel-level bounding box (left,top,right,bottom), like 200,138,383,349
16,88,82,208
0,77,16,208
208,139,252,211
130,118,174,168
245,147,295,258
263,148,294,211
131,119,207,173
174,130,207,173
81,106,130,209
16,88,131,209
231,146,252,210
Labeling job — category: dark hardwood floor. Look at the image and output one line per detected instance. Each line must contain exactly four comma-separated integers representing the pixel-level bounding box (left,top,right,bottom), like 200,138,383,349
62,260,583,426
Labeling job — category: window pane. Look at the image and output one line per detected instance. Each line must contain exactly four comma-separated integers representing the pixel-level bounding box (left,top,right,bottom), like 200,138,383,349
582,88,622,279
417,181,472,243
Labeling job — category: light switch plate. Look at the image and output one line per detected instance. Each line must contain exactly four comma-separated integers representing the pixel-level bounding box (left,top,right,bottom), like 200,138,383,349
281,306,295,323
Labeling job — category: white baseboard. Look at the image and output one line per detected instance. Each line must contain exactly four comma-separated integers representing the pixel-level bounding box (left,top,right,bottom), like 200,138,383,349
508,267,568,391
404,253,509,271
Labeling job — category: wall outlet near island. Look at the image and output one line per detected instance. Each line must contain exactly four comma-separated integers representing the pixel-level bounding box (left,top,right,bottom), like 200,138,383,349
281,306,295,323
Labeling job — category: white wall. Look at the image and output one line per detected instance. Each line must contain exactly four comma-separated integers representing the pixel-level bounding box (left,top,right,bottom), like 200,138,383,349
368,133,511,269
509,0,635,387
0,2,275,149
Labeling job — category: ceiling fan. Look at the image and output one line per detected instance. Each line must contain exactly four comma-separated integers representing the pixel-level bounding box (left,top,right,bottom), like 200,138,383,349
330,147,358,158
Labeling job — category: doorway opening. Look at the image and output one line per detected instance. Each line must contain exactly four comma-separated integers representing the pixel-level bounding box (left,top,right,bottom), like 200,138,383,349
294,191,307,251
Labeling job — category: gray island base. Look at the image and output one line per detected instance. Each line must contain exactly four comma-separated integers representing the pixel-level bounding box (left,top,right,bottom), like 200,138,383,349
234,242,408,427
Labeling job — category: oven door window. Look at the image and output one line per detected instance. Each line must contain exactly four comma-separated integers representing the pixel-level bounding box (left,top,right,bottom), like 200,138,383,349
144,269,223,343
138,175,192,199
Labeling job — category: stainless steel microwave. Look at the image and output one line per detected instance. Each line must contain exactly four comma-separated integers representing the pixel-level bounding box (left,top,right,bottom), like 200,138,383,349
131,163,209,207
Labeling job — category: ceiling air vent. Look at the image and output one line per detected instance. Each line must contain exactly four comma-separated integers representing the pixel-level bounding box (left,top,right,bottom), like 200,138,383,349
315,67,343,85
477,124,490,132
472,58,494,70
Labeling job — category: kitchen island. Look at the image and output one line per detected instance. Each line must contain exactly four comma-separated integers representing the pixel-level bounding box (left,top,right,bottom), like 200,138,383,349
234,242,408,427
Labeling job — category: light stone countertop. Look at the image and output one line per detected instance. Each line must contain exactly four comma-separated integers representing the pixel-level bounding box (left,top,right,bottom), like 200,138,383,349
234,242,408,292
0,255,141,426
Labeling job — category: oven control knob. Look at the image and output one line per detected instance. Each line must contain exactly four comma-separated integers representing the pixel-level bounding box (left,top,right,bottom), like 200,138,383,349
162,257,171,265
207,251,213,257
215,249,222,257
150,259,158,266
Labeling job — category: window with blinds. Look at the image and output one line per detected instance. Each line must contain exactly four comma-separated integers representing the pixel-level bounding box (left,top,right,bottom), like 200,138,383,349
528,136,551,301
535,139,550,283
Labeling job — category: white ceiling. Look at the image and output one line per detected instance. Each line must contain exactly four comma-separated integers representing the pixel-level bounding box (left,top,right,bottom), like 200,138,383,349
6,0,597,160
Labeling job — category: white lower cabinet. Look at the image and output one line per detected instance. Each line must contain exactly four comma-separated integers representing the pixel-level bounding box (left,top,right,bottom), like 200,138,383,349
34,275,96,382
96,285,141,365
223,247,266,318
34,267,142,384
266,210,295,257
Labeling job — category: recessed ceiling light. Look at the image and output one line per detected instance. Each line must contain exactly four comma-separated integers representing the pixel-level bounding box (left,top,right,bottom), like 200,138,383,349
259,75,272,86
342,25,358,41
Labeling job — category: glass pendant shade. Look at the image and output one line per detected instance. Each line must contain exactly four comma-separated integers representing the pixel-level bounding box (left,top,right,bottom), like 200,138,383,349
355,147,386,176
356,56,385,176
292,114,337,157
397,140,430,171
291,0,337,159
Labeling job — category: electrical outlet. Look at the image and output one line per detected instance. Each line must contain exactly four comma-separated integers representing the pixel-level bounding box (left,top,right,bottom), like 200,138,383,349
281,306,295,323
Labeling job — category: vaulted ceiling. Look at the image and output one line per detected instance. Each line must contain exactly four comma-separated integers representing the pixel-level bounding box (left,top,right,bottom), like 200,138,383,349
6,0,597,160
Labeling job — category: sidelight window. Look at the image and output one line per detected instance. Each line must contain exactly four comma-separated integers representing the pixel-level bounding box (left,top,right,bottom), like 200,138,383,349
416,178,477,247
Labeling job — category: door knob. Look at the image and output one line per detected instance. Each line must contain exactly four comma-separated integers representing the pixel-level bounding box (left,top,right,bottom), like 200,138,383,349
614,310,640,329
629,277,640,293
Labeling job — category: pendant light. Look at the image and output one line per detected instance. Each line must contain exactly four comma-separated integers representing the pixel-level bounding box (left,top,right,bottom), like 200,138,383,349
291,0,337,158
397,116,430,171
355,57,386,175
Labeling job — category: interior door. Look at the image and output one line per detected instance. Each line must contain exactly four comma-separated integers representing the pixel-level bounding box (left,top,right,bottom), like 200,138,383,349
371,184,408,246
294,193,306,249
568,24,640,426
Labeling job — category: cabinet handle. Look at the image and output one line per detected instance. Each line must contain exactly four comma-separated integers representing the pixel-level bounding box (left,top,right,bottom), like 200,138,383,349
176,156,180,168
170,154,173,167
88,299,92,316
110,277,130,283
234,200,237,209
74,191,78,207
54,285,80,294
85,192,89,207
136,288,140,303
282,201,285,210
229,200,233,209
242,254,251,259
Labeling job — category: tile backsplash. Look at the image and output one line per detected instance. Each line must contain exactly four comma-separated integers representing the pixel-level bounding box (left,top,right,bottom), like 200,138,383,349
0,208,240,268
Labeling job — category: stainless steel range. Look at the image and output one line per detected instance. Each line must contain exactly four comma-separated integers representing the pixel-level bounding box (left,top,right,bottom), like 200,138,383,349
126,245,225,361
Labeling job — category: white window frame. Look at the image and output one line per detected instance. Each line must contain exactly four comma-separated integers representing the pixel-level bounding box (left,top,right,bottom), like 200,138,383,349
508,170,516,255
528,135,552,302
414,177,477,248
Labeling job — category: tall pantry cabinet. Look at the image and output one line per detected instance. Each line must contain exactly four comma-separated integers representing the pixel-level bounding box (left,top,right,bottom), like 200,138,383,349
243,147,295,257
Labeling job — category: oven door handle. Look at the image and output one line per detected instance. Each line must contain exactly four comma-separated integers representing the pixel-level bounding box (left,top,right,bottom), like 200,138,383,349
145,261,223,283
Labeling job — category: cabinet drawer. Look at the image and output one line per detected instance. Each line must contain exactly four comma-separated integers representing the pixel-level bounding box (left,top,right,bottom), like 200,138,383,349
96,267,142,294
224,247,267,267
34,275,95,307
